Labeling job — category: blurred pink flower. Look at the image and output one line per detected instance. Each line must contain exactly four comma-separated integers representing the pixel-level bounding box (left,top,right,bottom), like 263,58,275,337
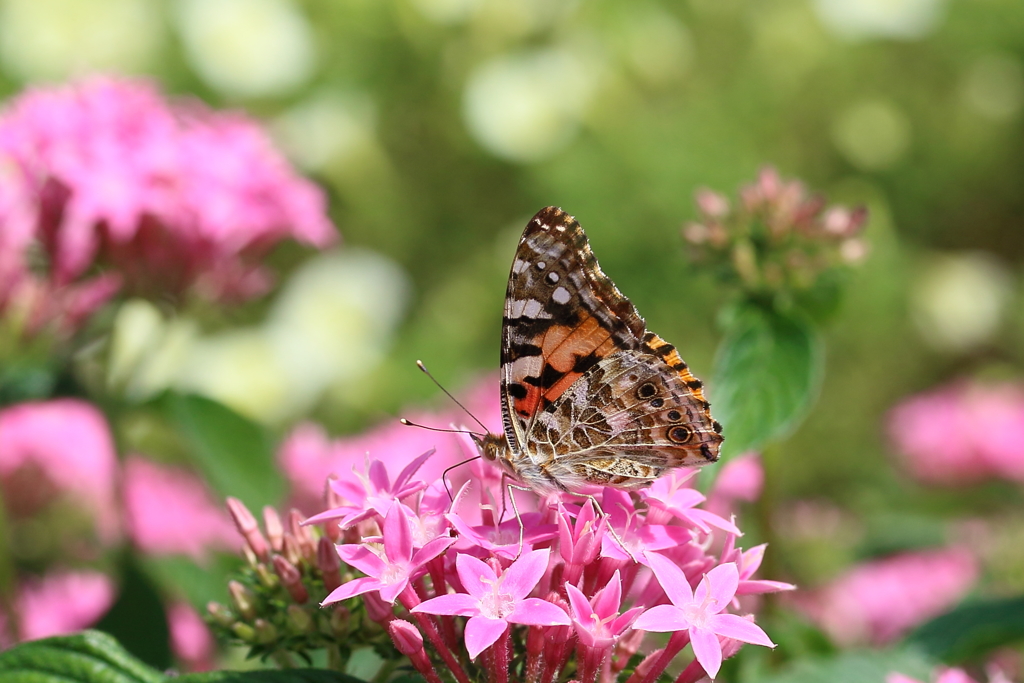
0,399,119,543
706,452,764,520
167,601,215,671
888,381,1024,486
2,570,116,644
0,75,336,332
123,456,240,562
279,374,502,511
792,547,978,646
887,667,1014,683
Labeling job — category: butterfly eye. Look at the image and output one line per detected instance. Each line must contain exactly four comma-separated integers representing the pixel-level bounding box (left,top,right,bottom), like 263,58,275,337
667,425,692,444
666,410,682,422
637,383,657,399
649,398,664,408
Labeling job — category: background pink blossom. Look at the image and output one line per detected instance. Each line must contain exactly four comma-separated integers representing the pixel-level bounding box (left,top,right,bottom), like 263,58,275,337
1,570,116,645
0,399,120,543
122,456,240,562
888,381,1024,486
0,76,336,322
792,547,979,646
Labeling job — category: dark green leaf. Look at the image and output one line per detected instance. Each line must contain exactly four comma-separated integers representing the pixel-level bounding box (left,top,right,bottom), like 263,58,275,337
0,630,165,683
94,557,172,670
179,671,368,683
907,595,1024,664
752,647,934,683
156,391,283,511
711,304,823,458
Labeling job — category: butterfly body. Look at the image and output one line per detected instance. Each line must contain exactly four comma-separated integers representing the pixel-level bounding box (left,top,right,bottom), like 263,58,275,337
477,206,723,494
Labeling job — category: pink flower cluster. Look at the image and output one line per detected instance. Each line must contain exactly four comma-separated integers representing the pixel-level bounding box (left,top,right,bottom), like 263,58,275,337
683,167,867,297
888,380,1024,486
792,547,978,646
0,76,335,337
0,398,225,661
304,444,791,682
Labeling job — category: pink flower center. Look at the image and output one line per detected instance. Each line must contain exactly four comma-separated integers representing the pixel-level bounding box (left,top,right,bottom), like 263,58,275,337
380,564,406,586
479,588,516,619
682,591,719,629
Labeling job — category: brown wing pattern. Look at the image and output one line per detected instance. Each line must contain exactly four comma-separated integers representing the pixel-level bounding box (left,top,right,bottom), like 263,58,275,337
526,348,723,490
500,207,646,452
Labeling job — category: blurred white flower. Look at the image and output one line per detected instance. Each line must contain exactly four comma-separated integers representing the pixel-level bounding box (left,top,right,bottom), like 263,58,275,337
0,0,162,81
961,54,1024,122
813,0,946,41
273,90,377,171
463,46,600,163
911,251,1015,354
174,0,315,98
174,249,409,424
107,300,199,400
831,99,911,171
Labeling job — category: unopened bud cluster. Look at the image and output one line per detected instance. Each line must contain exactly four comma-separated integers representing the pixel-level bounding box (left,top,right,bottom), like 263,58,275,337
684,167,868,301
208,497,385,667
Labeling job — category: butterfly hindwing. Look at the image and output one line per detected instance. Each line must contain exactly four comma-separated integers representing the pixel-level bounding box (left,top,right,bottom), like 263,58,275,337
526,345,721,490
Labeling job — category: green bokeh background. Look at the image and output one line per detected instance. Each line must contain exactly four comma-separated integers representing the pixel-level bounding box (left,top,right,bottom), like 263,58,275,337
2,0,1023,677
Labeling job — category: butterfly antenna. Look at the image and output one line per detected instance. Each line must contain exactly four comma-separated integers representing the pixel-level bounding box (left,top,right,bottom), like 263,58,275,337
414,359,489,433
399,418,483,439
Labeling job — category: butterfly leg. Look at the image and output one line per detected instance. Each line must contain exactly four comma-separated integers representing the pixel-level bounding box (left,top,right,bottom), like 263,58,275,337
504,481,534,561
566,491,639,564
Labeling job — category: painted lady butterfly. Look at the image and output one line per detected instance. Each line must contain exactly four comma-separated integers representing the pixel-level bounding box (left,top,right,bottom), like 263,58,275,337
474,206,723,494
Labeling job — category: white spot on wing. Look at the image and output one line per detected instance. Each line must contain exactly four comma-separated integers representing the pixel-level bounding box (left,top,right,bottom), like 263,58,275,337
552,286,571,304
523,298,545,318
513,259,529,274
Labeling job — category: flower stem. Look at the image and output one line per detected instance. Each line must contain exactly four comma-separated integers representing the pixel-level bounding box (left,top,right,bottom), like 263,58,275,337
400,588,471,683
628,631,691,683
490,625,511,683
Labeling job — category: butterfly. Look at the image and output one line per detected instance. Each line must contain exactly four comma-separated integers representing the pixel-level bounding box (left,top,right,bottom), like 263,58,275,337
474,206,723,495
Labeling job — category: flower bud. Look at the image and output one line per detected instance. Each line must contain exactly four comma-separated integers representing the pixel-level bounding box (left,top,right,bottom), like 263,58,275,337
231,621,256,642
228,580,257,620
286,604,314,634
317,536,342,593
253,618,278,644
263,506,284,553
227,497,269,562
273,554,309,604
206,601,235,627
388,619,424,655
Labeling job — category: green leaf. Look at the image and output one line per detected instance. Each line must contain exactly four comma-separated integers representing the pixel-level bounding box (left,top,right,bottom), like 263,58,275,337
711,304,823,458
751,647,934,683
0,630,165,683
156,391,283,511
906,595,1024,664
178,671,368,683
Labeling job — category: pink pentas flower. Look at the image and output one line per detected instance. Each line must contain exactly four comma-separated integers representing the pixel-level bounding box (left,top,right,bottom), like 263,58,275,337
123,456,240,562
792,546,978,646
888,381,1024,486
304,449,434,530
0,76,335,318
565,570,641,650
635,553,774,679
600,488,692,563
0,399,119,543
411,549,570,659
324,503,455,605
5,570,116,643
641,470,741,535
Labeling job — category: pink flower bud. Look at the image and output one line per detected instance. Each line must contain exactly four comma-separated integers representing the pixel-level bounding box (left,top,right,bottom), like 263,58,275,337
272,555,309,604
695,188,730,219
227,498,270,562
263,506,284,552
317,536,342,594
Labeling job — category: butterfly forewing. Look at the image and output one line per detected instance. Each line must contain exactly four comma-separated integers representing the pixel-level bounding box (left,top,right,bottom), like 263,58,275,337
494,206,722,493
